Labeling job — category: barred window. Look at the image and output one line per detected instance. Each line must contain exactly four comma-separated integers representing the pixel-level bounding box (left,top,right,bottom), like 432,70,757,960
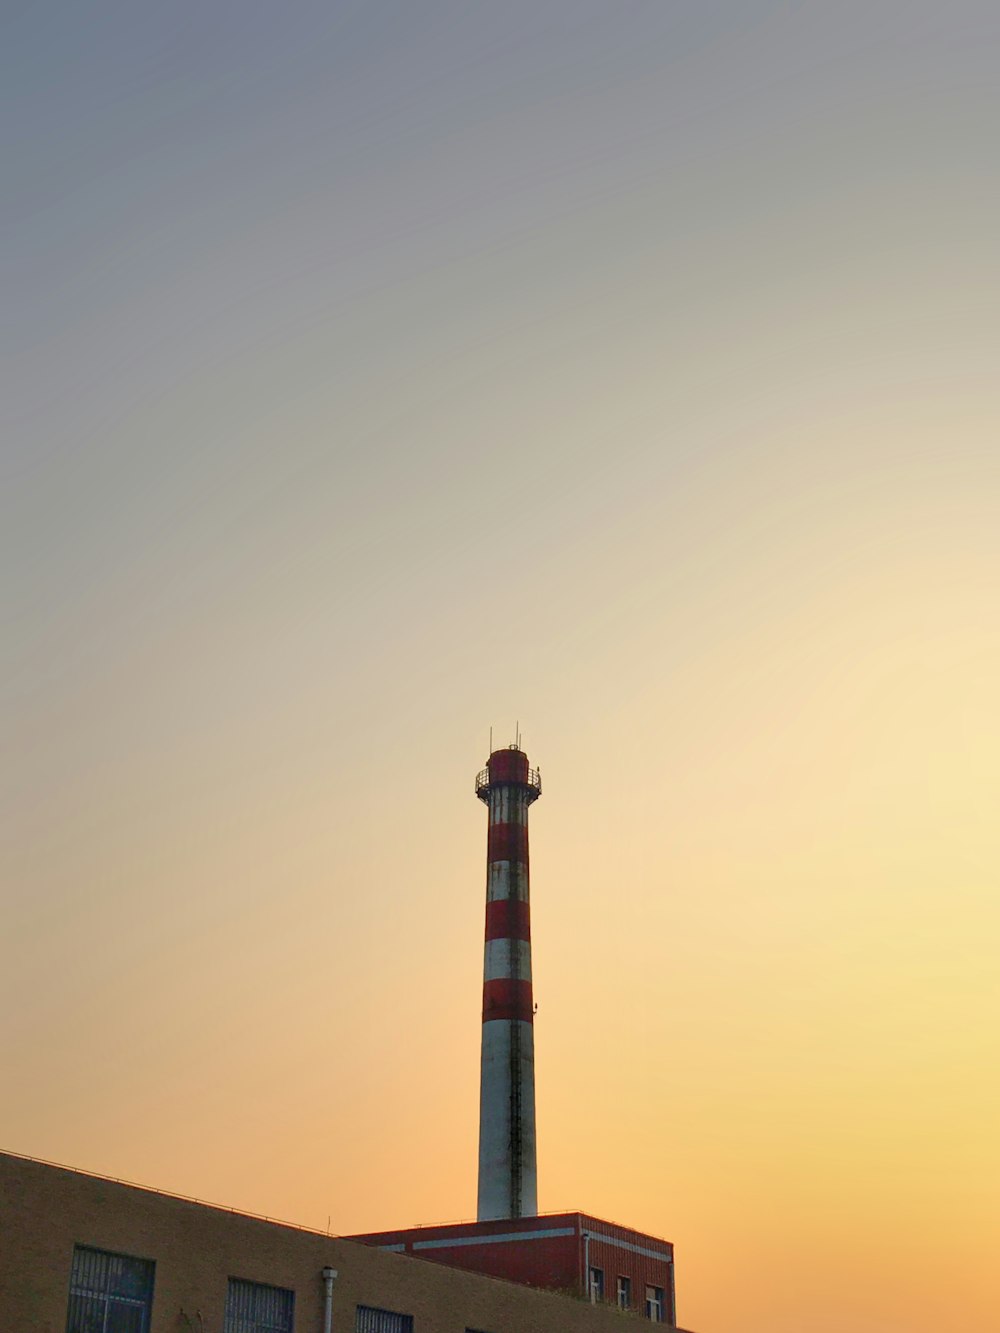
355,1306,414,1333
66,1244,155,1333
225,1277,294,1333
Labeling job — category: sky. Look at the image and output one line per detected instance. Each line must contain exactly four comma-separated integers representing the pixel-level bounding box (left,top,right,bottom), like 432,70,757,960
2,4,999,1330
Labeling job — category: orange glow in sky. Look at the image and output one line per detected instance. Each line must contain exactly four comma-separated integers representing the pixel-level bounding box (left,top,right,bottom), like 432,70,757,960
3,6,999,1331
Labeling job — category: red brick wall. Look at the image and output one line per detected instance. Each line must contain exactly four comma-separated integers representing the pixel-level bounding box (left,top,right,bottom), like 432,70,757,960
346,1212,675,1318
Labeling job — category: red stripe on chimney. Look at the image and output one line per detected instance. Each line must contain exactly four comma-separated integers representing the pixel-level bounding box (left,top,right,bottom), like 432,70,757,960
485,899,531,942
488,823,528,864
482,978,534,1024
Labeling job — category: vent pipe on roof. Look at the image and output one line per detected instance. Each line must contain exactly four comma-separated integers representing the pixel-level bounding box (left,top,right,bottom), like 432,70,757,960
321,1267,338,1333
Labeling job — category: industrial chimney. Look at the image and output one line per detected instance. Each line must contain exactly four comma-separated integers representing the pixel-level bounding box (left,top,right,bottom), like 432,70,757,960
474,745,542,1221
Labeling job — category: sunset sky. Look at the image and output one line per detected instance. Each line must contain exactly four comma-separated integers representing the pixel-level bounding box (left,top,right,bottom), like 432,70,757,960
3,5,999,1331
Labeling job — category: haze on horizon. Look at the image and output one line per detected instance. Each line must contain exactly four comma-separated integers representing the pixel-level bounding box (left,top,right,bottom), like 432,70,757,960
3,5,998,1331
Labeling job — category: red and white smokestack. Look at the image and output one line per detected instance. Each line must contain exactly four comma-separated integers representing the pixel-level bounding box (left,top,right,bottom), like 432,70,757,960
475,745,542,1221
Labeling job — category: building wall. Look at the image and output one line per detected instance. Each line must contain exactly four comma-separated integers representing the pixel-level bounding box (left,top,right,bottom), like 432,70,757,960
579,1215,676,1323
351,1219,583,1291
0,1153,692,1333
347,1214,675,1320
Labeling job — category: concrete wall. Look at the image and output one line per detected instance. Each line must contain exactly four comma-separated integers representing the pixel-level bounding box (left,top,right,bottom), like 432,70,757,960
0,1153,693,1333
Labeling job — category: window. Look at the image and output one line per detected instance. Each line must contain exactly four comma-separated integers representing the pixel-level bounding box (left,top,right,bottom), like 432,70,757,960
646,1285,664,1321
225,1278,294,1333
355,1307,413,1333
588,1266,604,1302
617,1275,632,1309
66,1244,155,1333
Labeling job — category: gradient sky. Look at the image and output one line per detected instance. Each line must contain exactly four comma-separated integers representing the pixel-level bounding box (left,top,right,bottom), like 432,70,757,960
3,5,999,1331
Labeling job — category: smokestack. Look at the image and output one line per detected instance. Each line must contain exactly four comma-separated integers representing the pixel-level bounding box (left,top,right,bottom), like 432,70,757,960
474,744,541,1221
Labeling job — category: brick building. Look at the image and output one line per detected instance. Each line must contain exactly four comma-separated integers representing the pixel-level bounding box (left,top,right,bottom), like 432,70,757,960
347,1213,675,1321
0,1151,693,1333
